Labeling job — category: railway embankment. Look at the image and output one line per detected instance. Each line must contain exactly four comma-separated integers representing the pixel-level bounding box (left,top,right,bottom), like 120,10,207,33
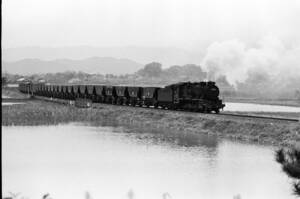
2,98,300,147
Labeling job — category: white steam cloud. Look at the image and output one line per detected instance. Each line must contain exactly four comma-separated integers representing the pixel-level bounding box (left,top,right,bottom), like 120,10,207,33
202,35,300,86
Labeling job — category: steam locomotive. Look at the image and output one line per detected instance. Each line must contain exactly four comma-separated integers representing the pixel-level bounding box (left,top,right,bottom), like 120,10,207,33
18,81,225,113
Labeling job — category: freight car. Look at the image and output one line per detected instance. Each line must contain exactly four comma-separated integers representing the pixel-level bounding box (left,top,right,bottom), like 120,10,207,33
142,87,159,107
18,81,225,113
128,86,143,106
115,86,129,105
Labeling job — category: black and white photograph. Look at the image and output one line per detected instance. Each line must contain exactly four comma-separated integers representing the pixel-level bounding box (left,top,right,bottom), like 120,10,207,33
2,0,300,198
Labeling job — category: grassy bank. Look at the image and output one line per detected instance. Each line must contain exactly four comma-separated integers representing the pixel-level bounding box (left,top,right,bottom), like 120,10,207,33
2,99,300,147
2,87,30,98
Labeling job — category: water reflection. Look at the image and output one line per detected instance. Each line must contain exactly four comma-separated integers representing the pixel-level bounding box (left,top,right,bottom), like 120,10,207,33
2,124,294,199
123,127,218,148
120,127,220,171
85,120,219,149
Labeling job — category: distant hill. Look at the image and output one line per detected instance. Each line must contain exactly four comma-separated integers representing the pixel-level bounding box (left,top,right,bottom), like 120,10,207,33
2,46,203,67
2,57,143,75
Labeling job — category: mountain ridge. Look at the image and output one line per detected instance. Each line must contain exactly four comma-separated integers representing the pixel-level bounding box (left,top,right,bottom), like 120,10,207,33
2,46,203,67
2,57,144,75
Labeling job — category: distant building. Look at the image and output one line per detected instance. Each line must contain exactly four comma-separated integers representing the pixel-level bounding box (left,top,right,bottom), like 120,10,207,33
16,77,29,82
68,78,81,84
38,79,46,83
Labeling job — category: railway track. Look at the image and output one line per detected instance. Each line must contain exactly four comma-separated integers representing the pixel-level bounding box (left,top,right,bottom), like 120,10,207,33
219,113,299,122
28,96,300,123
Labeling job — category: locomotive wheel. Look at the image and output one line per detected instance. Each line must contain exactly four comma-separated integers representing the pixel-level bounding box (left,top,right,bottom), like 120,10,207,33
170,105,176,110
190,108,197,112
206,108,212,113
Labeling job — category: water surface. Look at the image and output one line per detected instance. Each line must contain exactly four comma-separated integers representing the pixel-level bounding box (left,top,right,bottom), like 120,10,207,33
2,102,25,106
2,124,295,199
224,102,300,113
2,95,11,98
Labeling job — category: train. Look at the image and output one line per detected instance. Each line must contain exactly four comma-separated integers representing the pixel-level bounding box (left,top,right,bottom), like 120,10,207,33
18,81,225,113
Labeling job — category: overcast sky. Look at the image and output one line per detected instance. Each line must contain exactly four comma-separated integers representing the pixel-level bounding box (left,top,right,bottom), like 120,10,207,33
3,0,300,50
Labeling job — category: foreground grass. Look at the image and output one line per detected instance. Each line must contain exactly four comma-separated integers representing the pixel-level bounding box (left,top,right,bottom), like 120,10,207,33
2,99,300,146
3,191,243,199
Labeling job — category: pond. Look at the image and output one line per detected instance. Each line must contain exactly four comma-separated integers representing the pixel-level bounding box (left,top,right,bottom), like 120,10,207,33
2,102,25,106
2,95,11,98
2,124,295,199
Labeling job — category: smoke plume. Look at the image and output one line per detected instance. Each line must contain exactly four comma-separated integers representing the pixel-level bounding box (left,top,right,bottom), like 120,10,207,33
202,35,300,98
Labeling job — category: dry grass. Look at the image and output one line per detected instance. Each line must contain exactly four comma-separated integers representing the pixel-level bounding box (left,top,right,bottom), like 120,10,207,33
2,87,29,99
